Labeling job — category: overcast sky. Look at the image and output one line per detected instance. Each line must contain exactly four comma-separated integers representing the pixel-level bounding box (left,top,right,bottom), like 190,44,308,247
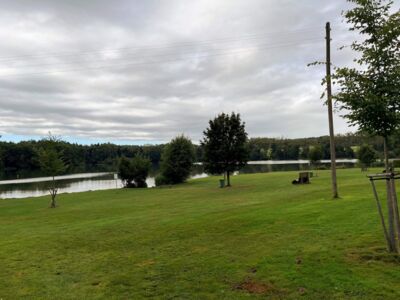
0,0,392,144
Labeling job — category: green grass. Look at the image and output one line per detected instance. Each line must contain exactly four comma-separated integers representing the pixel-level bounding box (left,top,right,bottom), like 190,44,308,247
1,169,400,299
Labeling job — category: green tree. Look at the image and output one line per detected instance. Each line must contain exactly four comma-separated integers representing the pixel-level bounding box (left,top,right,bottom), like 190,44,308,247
308,145,323,172
334,0,400,253
201,112,249,187
333,0,400,170
37,136,67,208
357,144,377,171
158,136,195,185
118,156,151,188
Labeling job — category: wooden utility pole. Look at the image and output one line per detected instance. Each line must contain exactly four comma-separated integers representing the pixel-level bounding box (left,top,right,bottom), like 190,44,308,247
326,22,339,199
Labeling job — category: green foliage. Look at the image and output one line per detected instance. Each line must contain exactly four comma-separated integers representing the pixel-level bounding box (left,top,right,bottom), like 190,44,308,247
201,113,249,186
357,144,377,170
37,148,66,178
159,136,195,185
308,145,323,165
5,133,400,179
37,145,67,178
333,0,400,138
155,174,168,186
118,156,151,188
118,157,135,187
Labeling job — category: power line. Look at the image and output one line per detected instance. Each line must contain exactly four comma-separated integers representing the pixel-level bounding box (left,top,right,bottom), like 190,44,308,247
4,36,324,70
0,38,323,78
0,26,345,63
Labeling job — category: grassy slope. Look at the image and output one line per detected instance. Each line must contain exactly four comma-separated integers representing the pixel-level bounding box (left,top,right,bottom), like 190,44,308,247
1,169,400,299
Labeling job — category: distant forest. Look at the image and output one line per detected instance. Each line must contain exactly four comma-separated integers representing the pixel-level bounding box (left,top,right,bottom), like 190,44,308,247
0,133,399,179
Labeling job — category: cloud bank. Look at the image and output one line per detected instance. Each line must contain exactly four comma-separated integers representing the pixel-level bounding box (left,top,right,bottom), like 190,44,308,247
0,0,369,144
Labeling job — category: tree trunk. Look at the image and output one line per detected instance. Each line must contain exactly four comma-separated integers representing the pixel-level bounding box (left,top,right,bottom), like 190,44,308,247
51,193,56,208
50,177,57,208
383,137,390,172
384,136,397,253
226,171,231,187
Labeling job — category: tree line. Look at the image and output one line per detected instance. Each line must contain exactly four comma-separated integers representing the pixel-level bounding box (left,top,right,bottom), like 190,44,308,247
1,132,399,179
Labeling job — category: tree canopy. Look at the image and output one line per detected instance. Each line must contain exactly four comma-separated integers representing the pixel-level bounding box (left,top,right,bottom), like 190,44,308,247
201,112,249,186
158,135,195,185
334,0,400,146
118,156,151,188
308,145,323,166
357,144,377,170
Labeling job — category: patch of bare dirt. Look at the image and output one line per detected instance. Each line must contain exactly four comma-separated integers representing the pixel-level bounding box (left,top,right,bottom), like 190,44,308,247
233,279,276,295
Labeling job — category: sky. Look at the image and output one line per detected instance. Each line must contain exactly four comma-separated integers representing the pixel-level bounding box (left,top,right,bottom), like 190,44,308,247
0,0,391,145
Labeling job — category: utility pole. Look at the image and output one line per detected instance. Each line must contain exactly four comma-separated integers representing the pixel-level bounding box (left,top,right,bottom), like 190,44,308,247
326,22,339,199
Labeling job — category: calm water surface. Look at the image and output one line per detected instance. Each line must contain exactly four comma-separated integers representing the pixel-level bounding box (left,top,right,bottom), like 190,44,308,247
0,160,356,199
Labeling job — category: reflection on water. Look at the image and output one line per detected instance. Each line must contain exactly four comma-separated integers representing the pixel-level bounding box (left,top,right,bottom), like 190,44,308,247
0,160,356,199
0,174,154,199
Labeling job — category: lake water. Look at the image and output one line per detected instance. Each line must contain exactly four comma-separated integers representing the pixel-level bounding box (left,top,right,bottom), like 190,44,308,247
0,160,357,199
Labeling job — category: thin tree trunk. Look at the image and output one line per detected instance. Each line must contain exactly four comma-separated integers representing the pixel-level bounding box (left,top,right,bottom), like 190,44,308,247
383,137,390,172
51,193,56,208
226,171,231,187
384,136,397,252
50,177,57,208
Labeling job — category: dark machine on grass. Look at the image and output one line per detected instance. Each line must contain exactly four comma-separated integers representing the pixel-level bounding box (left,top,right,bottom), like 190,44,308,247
292,172,312,185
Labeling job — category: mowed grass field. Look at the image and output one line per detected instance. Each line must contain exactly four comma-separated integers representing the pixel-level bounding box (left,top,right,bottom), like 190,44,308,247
1,169,400,299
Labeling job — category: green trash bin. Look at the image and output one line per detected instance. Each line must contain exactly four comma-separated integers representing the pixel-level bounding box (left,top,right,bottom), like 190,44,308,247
219,179,225,188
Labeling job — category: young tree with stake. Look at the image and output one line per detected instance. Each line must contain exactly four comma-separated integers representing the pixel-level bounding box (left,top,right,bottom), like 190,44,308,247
333,0,400,252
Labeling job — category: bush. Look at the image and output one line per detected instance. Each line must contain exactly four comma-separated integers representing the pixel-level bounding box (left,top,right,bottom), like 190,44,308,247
308,145,323,165
357,144,377,171
159,135,195,185
118,156,151,188
155,174,169,186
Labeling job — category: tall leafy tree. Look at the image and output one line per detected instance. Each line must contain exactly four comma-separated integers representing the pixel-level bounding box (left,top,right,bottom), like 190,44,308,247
334,0,400,253
333,0,400,169
201,112,249,187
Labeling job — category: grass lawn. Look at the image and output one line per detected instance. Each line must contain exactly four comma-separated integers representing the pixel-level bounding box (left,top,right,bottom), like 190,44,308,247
1,169,400,299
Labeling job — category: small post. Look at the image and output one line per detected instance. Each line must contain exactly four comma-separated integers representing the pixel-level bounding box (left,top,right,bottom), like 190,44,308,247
389,175,400,250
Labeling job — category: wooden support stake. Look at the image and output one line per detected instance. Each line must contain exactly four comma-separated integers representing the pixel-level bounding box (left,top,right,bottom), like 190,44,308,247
389,176,400,252
370,179,391,251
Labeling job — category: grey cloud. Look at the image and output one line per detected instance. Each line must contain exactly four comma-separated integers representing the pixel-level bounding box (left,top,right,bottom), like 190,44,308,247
0,0,374,143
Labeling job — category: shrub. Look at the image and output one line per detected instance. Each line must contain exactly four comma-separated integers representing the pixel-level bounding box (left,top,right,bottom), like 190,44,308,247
155,174,168,186
118,156,151,188
159,136,195,185
357,144,377,171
